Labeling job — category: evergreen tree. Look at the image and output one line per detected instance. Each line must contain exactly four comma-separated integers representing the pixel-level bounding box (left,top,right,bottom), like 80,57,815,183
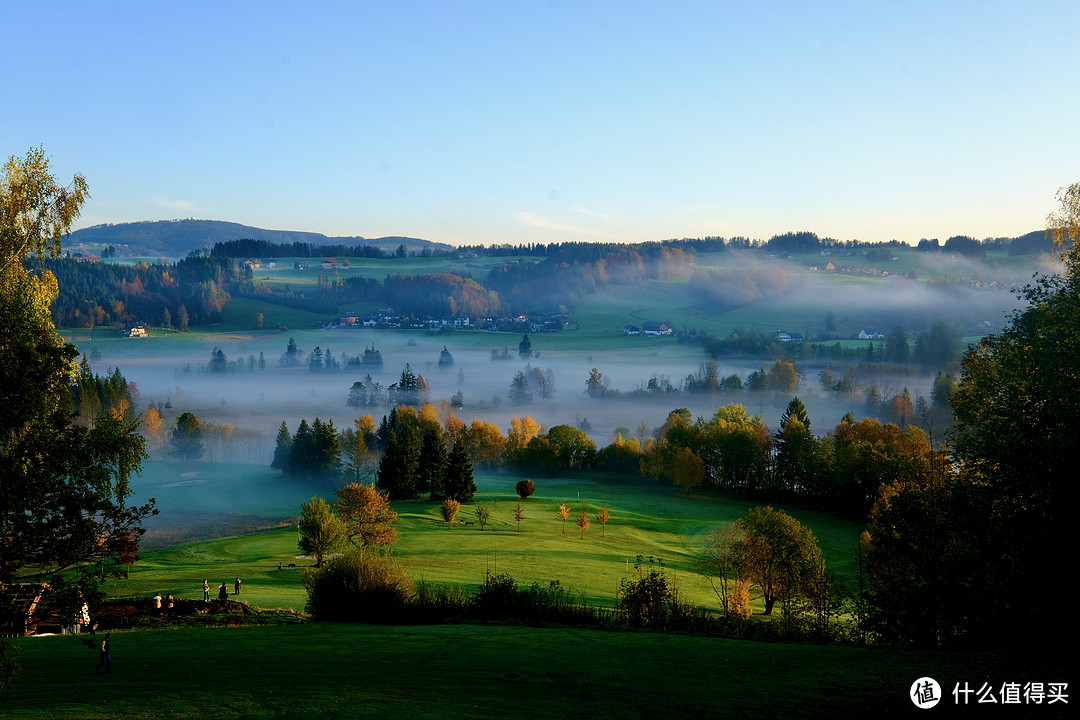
271,421,292,471
444,436,476,503
170,412,204,461
420,426,449,500
289,419,314,475
377,424,421,499
310,417,341,477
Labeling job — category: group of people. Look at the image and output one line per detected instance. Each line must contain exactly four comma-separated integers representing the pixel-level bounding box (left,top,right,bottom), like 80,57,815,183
201,578,242,601
150,592,175,613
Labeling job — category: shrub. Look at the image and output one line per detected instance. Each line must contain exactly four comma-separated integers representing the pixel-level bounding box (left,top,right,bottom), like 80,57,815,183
515,479,535,500
617,556,680,629
440,498,460,523
303,552,411,622
473,571,518,619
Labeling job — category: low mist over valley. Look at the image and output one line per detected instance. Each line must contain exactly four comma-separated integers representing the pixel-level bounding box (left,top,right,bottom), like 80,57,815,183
55,225,1054,543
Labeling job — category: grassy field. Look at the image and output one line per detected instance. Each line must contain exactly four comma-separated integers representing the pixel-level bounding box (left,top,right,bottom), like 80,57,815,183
111,470,862,616
5,622,1043,719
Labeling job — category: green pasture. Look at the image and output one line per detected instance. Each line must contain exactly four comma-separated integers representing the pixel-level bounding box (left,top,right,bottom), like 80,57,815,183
217,296,327,333
110,470,863,617
4,623,1040,719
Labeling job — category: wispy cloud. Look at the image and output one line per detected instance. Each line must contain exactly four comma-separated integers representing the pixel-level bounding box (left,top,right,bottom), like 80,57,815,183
515,211,621,240
153,197,198,212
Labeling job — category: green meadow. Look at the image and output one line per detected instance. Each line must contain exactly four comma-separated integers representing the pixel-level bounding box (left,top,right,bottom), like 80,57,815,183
5,622,1038,720
115,469,860,616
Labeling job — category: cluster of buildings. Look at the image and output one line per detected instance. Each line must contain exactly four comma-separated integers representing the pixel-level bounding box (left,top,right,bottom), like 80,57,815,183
335,309,569,334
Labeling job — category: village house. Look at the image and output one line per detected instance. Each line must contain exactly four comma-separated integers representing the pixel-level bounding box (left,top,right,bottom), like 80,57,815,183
642,321,674,336
123,322,149,338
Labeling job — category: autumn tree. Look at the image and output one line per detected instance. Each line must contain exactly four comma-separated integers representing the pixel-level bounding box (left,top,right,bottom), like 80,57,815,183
506,415,542,459
595,503,610,538
577,509,591,539
556,501,571,533
732,506,824,616
335,483,397,552
340,415,378,483
513,501,525,531
465,419,504,468
441,498,460,523
139,404,166,454
298,496,347,568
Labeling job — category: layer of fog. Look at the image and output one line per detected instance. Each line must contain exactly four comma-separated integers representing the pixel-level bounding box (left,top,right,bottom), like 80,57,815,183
77,258,1041,530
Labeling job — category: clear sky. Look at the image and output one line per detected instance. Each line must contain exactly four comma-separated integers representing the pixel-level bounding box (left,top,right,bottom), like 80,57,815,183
5,1,1077,246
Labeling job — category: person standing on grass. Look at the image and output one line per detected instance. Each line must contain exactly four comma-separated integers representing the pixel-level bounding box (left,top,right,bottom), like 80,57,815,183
218,582,228,601
203,579,209,601
234,577,241,595
95,633,111,673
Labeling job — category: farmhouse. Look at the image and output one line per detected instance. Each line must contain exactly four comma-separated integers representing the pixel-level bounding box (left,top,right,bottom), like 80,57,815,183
123,322,149,338
642,321,674,336
321,258,338,269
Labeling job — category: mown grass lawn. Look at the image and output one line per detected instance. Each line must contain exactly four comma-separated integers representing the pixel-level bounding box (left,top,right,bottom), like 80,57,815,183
4,623,1036,720
112,471,863,617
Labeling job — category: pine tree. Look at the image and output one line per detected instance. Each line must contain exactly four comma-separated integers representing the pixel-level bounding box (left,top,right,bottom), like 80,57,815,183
444,436,476,503
289,419,314,476
271,421,292,471
420,426,449,500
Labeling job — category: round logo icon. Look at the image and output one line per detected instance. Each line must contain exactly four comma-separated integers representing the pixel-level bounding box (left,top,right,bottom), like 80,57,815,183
911,677,942,709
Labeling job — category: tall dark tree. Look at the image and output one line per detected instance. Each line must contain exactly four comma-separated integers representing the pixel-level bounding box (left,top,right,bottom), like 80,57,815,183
377,424,421,500
884,326,909,364
169,412,205,461
443,436,476,503
518,333,532,359
271,421,292,471
289,419,315,474
420,426,449,500
310,417,341,477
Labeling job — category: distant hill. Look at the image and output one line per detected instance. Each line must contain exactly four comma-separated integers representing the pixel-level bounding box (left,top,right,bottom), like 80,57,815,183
63,219,451,257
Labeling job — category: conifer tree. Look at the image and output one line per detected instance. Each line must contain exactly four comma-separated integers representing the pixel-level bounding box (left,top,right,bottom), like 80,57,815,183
443,436,476,503
271,421,292,471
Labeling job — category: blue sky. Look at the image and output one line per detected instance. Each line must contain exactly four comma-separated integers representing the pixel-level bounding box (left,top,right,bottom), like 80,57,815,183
5,1,1077,246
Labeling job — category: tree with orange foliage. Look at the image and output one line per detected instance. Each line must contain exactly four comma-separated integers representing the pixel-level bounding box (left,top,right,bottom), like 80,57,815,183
335,482,397,552
577,510,591,539
556,501,571,534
